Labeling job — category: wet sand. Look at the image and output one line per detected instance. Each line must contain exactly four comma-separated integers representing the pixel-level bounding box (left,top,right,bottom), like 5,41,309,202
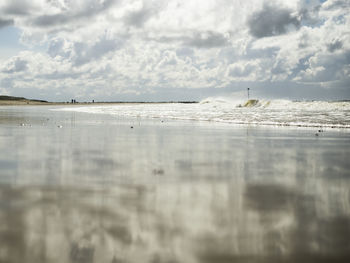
0,105,350,263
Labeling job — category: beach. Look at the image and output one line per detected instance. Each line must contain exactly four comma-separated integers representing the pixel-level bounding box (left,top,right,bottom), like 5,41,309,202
0,105,350,263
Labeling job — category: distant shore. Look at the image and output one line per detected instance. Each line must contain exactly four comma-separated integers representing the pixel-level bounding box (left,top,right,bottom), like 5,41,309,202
0,95,198,106
0,95,50,105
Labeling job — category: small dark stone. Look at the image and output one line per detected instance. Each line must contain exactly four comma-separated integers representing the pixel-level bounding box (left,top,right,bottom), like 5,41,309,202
153,169,165,175
130,126,133,129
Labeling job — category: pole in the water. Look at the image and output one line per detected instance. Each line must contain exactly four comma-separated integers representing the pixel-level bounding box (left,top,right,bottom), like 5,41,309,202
247,88,250,99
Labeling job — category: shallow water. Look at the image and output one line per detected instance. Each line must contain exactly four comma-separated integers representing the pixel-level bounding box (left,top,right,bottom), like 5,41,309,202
0,106,350,263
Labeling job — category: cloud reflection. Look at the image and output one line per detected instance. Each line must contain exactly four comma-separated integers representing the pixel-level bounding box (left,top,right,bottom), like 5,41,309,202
0,179,349,263
0,108,350,262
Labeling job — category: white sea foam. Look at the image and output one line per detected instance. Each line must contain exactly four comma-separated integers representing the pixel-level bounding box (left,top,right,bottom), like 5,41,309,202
54,99,350,129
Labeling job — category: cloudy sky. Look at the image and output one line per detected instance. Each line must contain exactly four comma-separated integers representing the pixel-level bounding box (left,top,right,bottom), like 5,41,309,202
0,0,349,102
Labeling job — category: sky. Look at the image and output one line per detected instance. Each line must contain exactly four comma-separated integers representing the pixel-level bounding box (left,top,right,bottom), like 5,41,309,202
0,0,349,102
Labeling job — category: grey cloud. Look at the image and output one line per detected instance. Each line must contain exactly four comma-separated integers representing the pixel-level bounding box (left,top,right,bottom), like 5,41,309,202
248,4,301,38
176,47,194,57
327,40,343,52
228,64,256,77
297,1,323,27
74,37,124,66
271,60,288,76
2,58,28,74
298,33,310,49
296,49,350,84
124,1,166,28
184,31,229,48
33,0,117,27
144,34,180,44
145,30,228,49
48,39,70,58
241,46,279,61
323,0,350,10
0,18,13,28
34,13,70,27
38,71,81,80
1,0,34,15
124,6,156,28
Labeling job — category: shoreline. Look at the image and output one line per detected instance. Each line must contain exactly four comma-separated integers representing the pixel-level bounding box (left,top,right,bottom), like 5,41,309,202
0,100,198,106
1,103,349,130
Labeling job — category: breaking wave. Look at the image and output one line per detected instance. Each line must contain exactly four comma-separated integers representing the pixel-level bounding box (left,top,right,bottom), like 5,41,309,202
54,99,350,129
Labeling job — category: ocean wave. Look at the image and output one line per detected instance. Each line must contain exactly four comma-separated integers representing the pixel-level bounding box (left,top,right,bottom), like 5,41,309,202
200,98,350,110
54,99,350,129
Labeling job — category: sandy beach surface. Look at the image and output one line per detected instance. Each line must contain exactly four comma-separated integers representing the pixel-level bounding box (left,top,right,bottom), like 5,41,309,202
0,105,350,263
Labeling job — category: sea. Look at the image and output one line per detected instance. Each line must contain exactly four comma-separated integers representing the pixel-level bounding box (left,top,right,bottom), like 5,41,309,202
55,98,350,129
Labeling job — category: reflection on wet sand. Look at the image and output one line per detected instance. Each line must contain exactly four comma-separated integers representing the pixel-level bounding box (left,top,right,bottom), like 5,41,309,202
1,180,349,263
0,106,350,262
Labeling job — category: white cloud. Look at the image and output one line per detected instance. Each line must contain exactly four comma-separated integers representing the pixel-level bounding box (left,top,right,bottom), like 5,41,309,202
0,0,349,101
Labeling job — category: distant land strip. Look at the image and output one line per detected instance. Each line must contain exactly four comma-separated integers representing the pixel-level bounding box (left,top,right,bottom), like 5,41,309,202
0,95,198,105
0,95,49,105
